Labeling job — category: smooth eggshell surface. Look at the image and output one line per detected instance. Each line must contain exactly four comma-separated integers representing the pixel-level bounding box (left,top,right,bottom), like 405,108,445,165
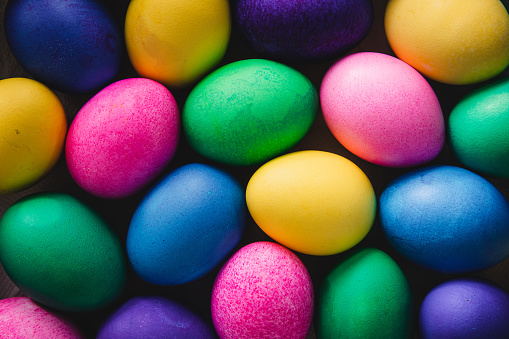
66,78,179,199
211,241,314,339
320,52,445,167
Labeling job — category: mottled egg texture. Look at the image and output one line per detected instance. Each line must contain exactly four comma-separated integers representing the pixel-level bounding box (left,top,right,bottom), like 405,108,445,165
96,296,216,339
380,165,509,274
0,297,83,338
211,241,314,339
320,52,445,167
4,0,123,93
318,248,415,338
127,163,245,286
234,0,373,62
419,278,509,339
66,78,179,199
0,193,126,312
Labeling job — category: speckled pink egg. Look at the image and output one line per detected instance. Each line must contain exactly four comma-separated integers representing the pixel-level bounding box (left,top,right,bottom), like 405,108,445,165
320,52,445,167
211,241,314,339
0,297,83,338
66,78,179,199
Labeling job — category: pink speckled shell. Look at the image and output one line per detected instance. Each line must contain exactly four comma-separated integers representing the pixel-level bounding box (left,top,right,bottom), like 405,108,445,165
320,52,445,167
66,78,179,199
0,297,83,338
211,241,314,339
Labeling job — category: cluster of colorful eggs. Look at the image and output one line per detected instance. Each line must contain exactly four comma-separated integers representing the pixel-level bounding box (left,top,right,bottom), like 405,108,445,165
1,0,509,338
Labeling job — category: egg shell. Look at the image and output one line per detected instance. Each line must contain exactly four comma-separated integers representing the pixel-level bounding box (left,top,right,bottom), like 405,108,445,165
0,297,83,338
183,59,317,166
320,52,445,167
246,150,376,256
211,241,314,339
125,0,230,87
0,193,126,312
66,78,179,199
448,77,509,178
380,165,509,274
234,0,373,63
96,296,215,339
4,0,123,93
419,278,509,338
317,248,415,338
0,78,67,194
126,163,245,286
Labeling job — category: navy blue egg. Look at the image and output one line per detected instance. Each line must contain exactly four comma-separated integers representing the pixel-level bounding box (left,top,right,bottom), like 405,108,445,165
126,163,246,286
4,0,123,94
234,0,373,63
380,165,509,274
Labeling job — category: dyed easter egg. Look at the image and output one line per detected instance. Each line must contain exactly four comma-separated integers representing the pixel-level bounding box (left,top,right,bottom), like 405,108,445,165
66,78,179,199
449,78,509,178
0,193,126,312
385,0,509,85
0,78,66,194
211,241,314,339
246,150,376,256
4,0,123,93
96,296,215,339
183,59,317,166
125,0,230,87
234,0,373,62
380,165,509,274
320,52,445,167
419,278,509,338
127,163,245,286
318,248,415,339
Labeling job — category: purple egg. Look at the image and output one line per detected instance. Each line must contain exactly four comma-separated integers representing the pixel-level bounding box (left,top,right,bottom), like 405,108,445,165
234,0,373,63
419,278,509,338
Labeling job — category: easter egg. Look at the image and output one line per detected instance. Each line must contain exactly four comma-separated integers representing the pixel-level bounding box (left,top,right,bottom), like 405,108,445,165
127,163,245,286
320,52,445,167
0,78,67,194
234,0,373,62
211,241,314,339
246,150,376,256
183,59,317,166
419,278,509,338
4,0,123,93
385,0,509,85
318,248,415,338
449,77,509,178
0,193,126,312
66,78,179,199
125,0,230,87
96,296,216,338
380,165,509,274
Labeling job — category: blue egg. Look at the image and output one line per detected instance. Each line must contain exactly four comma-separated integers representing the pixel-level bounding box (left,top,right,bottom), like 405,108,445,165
380,165,509,274
4,0,123,94
126,163,246,286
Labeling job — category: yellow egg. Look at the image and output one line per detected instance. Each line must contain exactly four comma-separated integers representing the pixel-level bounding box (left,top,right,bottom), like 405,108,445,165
246,150,376,256
385,0,509,85
0,78,67,194
125,0,231,87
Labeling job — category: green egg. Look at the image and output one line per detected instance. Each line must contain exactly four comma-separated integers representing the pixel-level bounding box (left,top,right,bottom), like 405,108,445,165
182,59,317,166
448,78,509,178
0,192,126,312
318,248,415,339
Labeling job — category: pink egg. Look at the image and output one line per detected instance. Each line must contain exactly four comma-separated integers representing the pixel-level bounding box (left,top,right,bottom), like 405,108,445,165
320,52,445,167
0,297,83,338
211,241,314,339
66,78,179,199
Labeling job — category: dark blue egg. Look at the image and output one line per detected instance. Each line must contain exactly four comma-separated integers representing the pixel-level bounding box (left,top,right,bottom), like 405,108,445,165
380,165,509,274
234,0,373,63
4,0,123,94
126,163,246,286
